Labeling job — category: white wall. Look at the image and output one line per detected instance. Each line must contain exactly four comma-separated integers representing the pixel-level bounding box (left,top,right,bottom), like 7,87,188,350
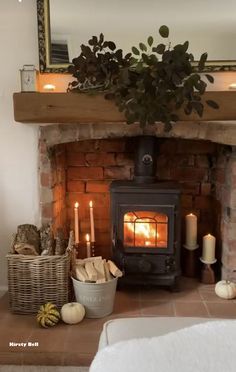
0,1,39,289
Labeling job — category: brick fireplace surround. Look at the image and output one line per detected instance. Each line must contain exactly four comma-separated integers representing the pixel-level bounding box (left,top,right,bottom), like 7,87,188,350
39,123,236,281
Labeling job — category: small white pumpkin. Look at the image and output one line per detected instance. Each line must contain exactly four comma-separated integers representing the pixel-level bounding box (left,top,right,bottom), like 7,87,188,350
61,302,85,324
215,280,236,300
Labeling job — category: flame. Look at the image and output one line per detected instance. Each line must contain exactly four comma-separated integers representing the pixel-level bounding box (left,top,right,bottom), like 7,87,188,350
128,218,159,239
85,233,90,242
125,214,159,245
74,202,79,208
89,201,93,208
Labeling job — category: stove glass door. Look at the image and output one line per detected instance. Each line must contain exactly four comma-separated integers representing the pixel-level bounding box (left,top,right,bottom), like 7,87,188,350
123,211,168,248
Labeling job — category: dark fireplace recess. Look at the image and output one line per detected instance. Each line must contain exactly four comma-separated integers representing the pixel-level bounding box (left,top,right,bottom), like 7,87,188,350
110,136,181,289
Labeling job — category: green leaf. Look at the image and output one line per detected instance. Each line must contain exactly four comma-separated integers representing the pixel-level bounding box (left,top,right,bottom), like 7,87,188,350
141,53,150,65
107,41,116,51
206,100,219,109
182,41,189,53
192,101,204,117
132,47,140,56
147,36,154,47
130,57,138,65
189,53,194,62
88,36,98,46
139,43,147,52
205,74,214,84
159,25,169,38
184,103,193,115
99,33,104,44
198,52,208,71
154,43,166,54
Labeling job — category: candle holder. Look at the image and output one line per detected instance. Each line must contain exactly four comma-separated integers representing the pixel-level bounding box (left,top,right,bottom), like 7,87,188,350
91,242,96,257
182,244,199,278
200,257,217,284
183,244,199,251
74,243,80,259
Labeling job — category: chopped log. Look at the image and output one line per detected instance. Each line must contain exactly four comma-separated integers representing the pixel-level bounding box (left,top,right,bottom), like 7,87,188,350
94,259,106,283
76,256,102,265
67,230,75,252
104,260,113,281
10,234,17,254
85,262,97,282
40,223,55,255
96,278,106,283
55,228,66,255
70,245,77,278
14,243,39,256
15,224,40,254
75,265,89,282
108,260,123,277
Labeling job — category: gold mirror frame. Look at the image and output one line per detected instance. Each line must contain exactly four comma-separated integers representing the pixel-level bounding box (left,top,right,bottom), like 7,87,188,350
37,0,236,73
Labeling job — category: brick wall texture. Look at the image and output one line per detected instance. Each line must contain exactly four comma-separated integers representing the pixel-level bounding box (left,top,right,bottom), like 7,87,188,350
39,137,236,276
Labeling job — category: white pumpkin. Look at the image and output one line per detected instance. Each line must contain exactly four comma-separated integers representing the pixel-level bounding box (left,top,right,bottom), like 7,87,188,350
215,280,236,300
61,302,85,324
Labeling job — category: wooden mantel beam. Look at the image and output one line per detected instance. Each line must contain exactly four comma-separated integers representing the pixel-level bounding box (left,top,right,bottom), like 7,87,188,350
13,91,236,124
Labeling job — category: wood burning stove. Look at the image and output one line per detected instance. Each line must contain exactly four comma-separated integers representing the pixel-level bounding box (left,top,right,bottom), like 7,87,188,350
110,136,181,288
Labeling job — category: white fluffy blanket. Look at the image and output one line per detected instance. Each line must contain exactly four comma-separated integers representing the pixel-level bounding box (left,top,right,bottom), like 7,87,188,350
90,320,236,372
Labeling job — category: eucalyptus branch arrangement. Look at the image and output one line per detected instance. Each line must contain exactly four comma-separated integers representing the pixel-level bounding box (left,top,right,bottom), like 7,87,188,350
68,25,219,131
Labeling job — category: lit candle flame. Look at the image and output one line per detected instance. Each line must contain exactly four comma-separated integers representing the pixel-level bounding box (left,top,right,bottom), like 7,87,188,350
86,233,90,242
43,84,56,91
89,201,93,208
74,202,79,208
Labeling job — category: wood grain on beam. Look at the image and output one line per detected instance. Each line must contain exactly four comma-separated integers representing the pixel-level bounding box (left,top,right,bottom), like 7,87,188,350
13,91,236,124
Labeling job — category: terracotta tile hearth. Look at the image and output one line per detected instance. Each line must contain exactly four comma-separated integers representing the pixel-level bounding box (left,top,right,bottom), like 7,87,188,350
1,277,236,366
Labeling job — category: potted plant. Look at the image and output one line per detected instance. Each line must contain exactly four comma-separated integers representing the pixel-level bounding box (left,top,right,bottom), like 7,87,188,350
68,25,218,131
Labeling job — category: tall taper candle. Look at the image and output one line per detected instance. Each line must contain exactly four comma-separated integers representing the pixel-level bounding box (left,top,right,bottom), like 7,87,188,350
202,234,216,262
185,213,197,248
74,202,79,244
86,233,91,258
89,201,95,242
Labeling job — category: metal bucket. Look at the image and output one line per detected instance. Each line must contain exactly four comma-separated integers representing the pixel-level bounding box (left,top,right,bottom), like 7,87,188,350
72,277,118,318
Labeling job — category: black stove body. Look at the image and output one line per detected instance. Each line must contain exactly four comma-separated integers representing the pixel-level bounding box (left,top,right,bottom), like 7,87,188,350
110,137,181,288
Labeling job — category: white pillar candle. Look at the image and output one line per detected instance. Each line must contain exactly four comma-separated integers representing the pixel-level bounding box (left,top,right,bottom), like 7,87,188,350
202,234,216,262
89,201,95,242
74,202,79,244
86,233,91,258
185,213,197,248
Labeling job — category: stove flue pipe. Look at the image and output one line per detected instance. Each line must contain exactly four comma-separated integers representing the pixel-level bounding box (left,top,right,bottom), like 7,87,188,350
134,136,157,183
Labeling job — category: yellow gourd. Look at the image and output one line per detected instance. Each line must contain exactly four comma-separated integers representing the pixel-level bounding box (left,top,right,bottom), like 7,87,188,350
36,302,60,328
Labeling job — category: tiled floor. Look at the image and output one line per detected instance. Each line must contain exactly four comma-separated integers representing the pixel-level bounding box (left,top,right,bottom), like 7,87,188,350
1,277,236,367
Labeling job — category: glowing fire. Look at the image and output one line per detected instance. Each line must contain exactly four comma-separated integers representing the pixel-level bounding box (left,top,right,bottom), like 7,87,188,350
124,211,168,248
126,216,158,239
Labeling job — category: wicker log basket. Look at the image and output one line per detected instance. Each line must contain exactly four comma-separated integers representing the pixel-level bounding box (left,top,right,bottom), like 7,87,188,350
7,253,71,314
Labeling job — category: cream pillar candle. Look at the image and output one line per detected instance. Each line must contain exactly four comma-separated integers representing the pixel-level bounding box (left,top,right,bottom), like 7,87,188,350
74,202,79,244
89,201,95,242
86,234,91,258
185,213,197,248
202,234,216,262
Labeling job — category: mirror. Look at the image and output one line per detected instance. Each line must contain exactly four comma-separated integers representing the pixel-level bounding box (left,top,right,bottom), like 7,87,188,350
37,0,236,73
